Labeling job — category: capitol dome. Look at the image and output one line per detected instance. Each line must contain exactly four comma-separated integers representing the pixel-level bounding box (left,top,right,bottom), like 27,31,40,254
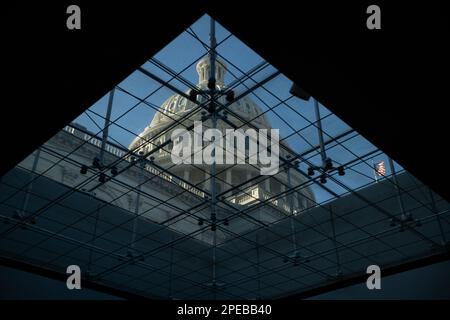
130,56,272,150
129,56,315,212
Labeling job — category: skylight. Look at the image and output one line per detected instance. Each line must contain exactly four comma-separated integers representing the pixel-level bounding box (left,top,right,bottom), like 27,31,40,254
0,14,448,300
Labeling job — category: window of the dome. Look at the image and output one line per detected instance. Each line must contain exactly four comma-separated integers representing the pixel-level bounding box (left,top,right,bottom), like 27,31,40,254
1,13,448,301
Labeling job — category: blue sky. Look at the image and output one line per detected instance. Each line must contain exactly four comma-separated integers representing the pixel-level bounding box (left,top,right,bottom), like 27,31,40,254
71,14,404,204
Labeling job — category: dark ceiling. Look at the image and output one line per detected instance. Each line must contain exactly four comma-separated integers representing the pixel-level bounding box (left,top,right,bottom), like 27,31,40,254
2,1,448,201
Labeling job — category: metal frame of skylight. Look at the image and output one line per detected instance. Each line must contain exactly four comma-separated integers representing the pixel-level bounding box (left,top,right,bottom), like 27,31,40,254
0,15,449,299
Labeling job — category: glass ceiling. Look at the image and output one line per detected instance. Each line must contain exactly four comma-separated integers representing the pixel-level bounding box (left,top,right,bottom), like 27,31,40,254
0,14,449,299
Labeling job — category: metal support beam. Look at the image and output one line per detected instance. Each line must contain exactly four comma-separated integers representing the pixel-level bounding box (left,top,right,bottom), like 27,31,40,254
137,67,193,103
429,187,447,246
168,234,174,299
299,129,355,159
0,256,152,300
99,88,115,164
255,229,261,300
209,17,219,299
286,160,298,259
388,157,407,218
314,98,327,165
278,250,450,300
329,205,342,276
87,203,101,277
17,148,41,220
129,153,145,255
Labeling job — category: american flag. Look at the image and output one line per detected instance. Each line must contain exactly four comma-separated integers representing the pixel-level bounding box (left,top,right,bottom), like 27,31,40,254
374,161,386,177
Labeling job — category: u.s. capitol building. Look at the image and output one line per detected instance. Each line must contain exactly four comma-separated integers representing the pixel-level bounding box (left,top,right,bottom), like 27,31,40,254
18,56,315,245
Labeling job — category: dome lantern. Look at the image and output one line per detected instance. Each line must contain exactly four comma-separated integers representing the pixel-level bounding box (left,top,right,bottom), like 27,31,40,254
196,56,227,89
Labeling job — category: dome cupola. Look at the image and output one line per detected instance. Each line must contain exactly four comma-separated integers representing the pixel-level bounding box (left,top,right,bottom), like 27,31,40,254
196,56,227,89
